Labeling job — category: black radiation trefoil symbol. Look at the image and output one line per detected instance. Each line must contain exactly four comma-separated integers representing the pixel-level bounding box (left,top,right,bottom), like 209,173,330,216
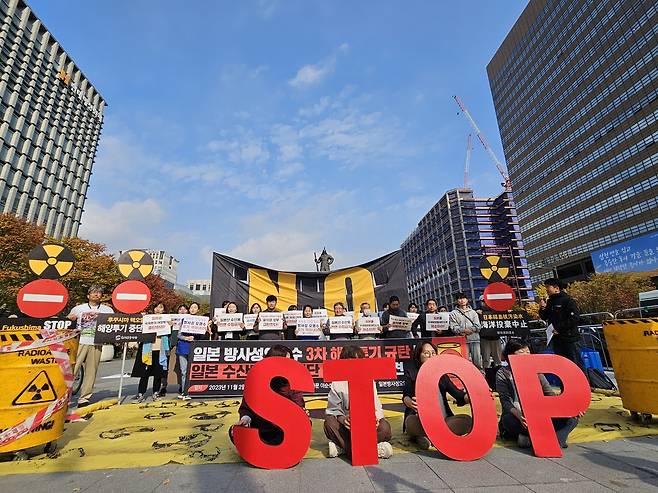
13,370,57,405
479,255,510,282
28,243,75,279
117,250,154,280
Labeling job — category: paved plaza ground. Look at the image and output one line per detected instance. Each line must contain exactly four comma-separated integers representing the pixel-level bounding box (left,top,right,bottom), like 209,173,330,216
1,358,657,492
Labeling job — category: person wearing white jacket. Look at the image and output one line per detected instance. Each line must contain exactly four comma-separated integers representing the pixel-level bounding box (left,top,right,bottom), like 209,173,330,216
323,345,393,459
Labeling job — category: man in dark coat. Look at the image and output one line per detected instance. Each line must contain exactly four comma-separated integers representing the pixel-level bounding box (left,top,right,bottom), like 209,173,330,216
539,278,584,371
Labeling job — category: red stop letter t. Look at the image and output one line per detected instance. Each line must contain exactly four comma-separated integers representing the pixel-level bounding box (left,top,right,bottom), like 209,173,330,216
233,356,314,469
323,357,397,466
416,354,497,461
508,354,590,457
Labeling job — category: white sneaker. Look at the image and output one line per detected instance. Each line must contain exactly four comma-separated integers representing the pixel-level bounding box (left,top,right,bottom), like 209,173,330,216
134,393,145,403
328,441,343,458
177,394,184,400
182,395,192,401
377,441,393,459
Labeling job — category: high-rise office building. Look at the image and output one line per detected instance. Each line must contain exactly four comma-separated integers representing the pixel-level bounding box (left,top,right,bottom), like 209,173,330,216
488,0,658,282
401,188,533,308
0,0,105,238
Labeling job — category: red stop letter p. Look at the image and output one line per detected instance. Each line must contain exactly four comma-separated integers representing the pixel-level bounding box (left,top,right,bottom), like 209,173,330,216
508,354,590,457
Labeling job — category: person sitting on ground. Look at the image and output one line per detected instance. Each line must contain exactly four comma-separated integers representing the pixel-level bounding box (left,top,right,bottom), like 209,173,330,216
324,345,393,459
229,344,307,446
496,339,582,450
402,341,472,449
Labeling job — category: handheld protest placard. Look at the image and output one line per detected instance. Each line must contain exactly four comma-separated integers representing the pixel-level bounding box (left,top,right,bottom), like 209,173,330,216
416,354,498,461
117,250,154,280
479,255,510,282
28,243,75,279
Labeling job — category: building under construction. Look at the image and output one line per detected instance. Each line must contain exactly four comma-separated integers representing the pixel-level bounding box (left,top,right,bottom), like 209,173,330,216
400,188,533,309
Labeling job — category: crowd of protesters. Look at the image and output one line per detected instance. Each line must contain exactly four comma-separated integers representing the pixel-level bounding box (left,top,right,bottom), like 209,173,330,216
61,277,583,458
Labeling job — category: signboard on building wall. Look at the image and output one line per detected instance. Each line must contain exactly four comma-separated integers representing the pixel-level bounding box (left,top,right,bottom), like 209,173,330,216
591,231,658,274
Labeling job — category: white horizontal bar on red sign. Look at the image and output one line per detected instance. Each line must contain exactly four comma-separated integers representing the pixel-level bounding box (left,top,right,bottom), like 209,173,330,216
115,293,148,300
486,294,513,300
22,294,65,303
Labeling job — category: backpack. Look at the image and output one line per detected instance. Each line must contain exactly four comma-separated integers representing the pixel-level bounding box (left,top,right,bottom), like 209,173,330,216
586,368,616,390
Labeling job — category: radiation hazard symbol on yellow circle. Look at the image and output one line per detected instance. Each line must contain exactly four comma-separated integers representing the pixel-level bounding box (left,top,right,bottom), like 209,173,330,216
28,243,75,279
479,255,510,282
117,250,154,280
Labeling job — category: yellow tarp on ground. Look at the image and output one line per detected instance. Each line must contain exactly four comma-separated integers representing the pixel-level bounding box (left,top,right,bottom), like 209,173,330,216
0,393,655,475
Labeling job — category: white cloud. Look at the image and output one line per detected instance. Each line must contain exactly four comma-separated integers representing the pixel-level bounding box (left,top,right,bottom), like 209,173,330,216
206,136,270,165
288,44,349,89
275,161,304,179
79,198,165,253
270,124,302,162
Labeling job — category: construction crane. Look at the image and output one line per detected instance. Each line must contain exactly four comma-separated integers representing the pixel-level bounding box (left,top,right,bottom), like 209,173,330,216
453,95,512,191
464,134,472,189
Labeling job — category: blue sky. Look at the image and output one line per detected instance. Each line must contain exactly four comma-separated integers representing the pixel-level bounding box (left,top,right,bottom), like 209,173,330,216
30,0,527,281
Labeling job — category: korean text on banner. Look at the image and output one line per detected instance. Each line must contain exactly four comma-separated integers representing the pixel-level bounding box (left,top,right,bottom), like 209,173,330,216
426,313,450,332
258,312,284,331
216,313,244,332
142,314,172,335
356,316,381,334
389,315,412,331
180,315,209,335
296,318,322,337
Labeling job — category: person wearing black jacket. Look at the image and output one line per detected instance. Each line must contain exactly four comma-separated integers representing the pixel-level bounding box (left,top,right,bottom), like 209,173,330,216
539,278,584,371
411,298,450,338
381,296,411,339
402,341,472,449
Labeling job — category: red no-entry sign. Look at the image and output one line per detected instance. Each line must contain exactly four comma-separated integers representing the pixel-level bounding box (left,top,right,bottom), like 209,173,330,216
112,280,151,314
483,282,516,312
17,279,69,318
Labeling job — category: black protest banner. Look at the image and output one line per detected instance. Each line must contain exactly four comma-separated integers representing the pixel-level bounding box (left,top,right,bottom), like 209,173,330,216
210,251,409,316
185,336,467,397
93,313,155,344
480,311,530,338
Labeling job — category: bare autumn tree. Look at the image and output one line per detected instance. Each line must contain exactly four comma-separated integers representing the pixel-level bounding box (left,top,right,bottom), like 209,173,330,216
567,272,655,315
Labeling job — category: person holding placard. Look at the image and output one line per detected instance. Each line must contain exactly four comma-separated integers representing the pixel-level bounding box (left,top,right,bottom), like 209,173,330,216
217,301,245,340
296,304,322,340
355,302,382,339
255,295,286,340
176,301,206,400
324,345,393,459
324,302,355,340
402,341,472,449
163,303,188,397
381,296,411,339
132,302,171,403
449,292,483,369
411,298,449,339
245,303,262,340
67,285,115,407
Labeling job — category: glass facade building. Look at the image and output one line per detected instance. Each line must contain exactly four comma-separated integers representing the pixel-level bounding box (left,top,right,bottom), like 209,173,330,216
487,0,658,282
0,0,105,238
401,188,533,309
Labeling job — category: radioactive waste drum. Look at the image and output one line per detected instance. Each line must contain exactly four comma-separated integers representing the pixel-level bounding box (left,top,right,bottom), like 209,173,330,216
0,317,78,453
602,318,658,421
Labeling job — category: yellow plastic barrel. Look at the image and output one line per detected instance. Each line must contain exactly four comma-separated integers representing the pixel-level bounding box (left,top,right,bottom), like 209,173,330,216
0,319,78,453
602,318,658,419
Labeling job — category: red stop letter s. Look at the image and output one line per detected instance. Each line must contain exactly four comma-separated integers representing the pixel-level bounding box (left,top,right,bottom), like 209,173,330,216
233,357,314,469
508,354,590,457
323,357,397,466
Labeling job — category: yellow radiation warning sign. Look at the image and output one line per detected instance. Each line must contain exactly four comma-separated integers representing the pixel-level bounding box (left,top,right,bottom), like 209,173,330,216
117,250,154,280
12,370,57,406
479,255,510,282
28,243,75,279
